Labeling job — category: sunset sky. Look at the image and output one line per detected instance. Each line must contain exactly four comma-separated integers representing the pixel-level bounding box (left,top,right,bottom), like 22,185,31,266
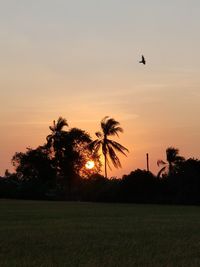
1,0,200,177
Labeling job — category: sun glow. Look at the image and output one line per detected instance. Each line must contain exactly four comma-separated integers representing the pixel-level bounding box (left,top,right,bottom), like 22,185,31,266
85,160,95,169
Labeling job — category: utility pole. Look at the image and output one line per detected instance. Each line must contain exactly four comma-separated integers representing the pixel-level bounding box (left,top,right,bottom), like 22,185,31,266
146,153,149,172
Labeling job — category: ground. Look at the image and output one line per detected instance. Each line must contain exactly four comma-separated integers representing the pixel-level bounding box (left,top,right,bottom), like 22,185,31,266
0,200,200,267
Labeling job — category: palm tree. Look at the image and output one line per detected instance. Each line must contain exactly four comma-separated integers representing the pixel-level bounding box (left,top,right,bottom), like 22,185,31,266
46,117,69,163
157,147,185,178
89,116,129,178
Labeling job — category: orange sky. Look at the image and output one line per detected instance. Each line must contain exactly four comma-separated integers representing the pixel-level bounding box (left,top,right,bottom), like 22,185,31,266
1,1,200,177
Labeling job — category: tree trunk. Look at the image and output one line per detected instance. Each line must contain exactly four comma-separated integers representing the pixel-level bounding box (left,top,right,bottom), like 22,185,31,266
104,153,107,179
169,162,173,176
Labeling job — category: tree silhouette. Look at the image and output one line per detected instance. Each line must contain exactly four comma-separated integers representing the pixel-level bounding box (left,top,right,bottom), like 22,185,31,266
47,116,68,146
46,118,102,198
60,127,101,179
46,117,69,172
157,147,185,178
12,145,56,184
89,116,128,178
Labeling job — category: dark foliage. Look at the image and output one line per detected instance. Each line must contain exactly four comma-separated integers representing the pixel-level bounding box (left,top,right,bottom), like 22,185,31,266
171,158,200,204
2,117,200,205
2,157,200,204
12,146,56,184
79,174,120,202
10,145,57,199
46,118,102,198
120,169,159,203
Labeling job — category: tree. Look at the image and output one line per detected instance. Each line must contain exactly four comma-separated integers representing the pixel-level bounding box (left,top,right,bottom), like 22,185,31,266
46,117,69,179
89,116,128,178
12,145,56,184
46,118,102,198
121,169,157,203
157,147,185,178
175,158,200,204
59,128,101,182
11,145,57,199
46,117,69,161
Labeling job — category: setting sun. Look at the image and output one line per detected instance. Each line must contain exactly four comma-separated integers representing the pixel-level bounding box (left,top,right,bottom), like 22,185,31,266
85,161,95,169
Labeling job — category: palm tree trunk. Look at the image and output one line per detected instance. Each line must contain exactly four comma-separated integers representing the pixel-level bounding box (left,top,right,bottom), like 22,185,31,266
169,162,173,176
104,153,107,179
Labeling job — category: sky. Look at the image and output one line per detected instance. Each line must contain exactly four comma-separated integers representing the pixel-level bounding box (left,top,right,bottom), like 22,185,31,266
1,0,200,177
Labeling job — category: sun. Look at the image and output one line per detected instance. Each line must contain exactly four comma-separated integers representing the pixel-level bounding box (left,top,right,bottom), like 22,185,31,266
85,160,95,169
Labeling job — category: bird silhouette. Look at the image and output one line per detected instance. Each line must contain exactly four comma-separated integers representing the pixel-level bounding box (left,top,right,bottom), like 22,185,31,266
139,55,146,65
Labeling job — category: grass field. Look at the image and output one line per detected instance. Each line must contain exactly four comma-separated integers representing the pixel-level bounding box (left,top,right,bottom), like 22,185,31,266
0,200,200,267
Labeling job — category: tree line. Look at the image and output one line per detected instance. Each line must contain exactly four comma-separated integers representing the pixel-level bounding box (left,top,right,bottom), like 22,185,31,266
1,116,200,204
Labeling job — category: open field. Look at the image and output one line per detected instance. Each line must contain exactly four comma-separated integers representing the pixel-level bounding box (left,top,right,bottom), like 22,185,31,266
0,200,200,267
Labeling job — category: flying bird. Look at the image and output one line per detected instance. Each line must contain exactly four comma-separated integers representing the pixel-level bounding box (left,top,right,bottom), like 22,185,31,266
139,55,146,65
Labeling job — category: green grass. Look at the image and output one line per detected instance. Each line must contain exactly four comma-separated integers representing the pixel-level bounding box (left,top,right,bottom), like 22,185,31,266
0,200,200,267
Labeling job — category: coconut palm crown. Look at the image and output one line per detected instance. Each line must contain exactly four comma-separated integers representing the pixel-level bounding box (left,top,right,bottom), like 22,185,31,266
46,117,69,159
157,147,185,178
89,116,129,178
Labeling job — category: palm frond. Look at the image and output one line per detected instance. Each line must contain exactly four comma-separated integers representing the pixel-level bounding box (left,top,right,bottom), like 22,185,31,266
103,117,124,138
157,159,166,166
100,116,109,134
107,144,121,168
46,134,52,141
108,126,123,137
95,131,102,138
105,153,112,170
56,117,68,131
49,125,55,132
166,147,180,162
107,140,129,156
106,118,120,129
49,120,56,132
88,140,102,152
157,166,167,178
